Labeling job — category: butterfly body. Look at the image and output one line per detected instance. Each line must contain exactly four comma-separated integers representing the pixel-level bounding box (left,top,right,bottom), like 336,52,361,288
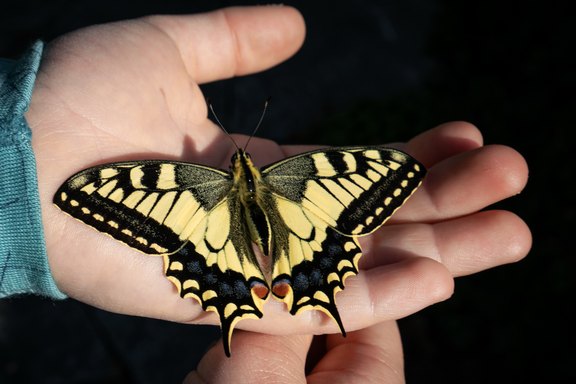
55,145,425,356
231,149,273,258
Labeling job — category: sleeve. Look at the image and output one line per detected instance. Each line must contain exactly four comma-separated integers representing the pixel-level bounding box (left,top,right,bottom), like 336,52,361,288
0,41,67,299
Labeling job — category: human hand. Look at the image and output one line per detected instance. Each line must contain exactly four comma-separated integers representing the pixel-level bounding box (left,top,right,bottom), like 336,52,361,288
183,120,531,383
26,5,531,347
27,5,307,315
185,321,405,383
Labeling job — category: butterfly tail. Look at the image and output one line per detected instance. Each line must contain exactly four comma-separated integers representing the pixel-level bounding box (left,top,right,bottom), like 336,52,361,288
163,244,267,356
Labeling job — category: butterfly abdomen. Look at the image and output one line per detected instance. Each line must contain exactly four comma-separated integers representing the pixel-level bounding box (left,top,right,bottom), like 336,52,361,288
232,149,273,258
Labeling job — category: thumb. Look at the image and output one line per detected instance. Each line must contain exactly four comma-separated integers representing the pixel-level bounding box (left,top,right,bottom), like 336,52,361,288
184,330,312,384
149,5,306,83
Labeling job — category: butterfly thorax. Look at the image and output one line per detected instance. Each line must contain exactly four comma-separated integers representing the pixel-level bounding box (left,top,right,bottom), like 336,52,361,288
231,149,272,257
231,149,261,203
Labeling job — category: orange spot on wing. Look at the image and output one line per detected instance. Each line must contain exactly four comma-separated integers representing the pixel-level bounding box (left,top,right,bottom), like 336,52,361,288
272,281,291,298
252,283,270,300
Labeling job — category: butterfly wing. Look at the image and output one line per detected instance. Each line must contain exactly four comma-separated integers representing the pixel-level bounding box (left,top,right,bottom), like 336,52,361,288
261,147,426,332
54,146,425,355
54,160,268,356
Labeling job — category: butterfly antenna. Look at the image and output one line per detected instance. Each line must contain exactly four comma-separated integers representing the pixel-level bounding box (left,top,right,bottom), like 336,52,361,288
207,98,239,150
244,97,271,151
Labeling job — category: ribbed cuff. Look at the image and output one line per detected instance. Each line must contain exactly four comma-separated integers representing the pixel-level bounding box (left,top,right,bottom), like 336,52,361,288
0,41,67,299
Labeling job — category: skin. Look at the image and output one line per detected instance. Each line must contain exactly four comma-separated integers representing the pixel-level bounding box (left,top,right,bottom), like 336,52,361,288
25,6,531,383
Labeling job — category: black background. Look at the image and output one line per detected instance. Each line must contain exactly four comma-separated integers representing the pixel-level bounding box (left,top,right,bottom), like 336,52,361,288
1,1,573,383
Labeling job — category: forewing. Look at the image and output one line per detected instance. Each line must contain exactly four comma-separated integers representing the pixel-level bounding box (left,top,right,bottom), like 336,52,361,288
263,147,426,236
54,160,232,254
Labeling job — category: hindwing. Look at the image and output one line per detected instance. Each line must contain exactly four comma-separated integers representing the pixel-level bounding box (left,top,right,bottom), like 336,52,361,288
163,195,269,356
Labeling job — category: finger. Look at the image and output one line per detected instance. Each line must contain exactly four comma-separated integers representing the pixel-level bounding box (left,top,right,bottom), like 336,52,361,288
432,210,532,275
279,121,481,171
281,121,483,162
185,331,311,384
394,144,529,222
349,258,454,326
405,121,484,167
362,210,532,276
288,258,453,334
147,6,306,83
209,257,452,336
308,321,405,384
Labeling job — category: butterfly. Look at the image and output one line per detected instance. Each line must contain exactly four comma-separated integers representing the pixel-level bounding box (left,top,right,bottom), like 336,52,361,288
54,136,425,356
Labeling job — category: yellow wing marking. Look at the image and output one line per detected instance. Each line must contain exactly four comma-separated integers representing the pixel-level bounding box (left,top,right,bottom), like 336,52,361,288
351,224,364,235
135,193,158,216
367,160,390,177
180,202,209,240
340,151,358,173
150,243,168,253
363,149,382,160
349,174,372,190
80,183,98,195
108,188,125,203
130,166,146,188
313,291,330,303
302,180,345,224
287,233,315,266
123,190,146,208
272,196,329,280
311,153,338,177
386,159,402,170
340,151,357,172
163,191,202,235
366,169,381,182
183,279,200,291
156,164,179,189
168,261,184,271
319,179,355,205
202,290,218,301
276,198,315,240
336,178,364,199
96,179,117,197
149,191,177,223
204,201,230,250
99,168,119,179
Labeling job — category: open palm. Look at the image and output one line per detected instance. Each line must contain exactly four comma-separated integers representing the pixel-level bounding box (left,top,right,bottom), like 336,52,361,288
26,6,530,361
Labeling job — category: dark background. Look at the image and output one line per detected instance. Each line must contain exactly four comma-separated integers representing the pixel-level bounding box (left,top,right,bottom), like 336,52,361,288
1,1,573,383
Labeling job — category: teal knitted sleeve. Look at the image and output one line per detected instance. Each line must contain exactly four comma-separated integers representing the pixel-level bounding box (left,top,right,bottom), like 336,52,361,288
0,41,66,299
